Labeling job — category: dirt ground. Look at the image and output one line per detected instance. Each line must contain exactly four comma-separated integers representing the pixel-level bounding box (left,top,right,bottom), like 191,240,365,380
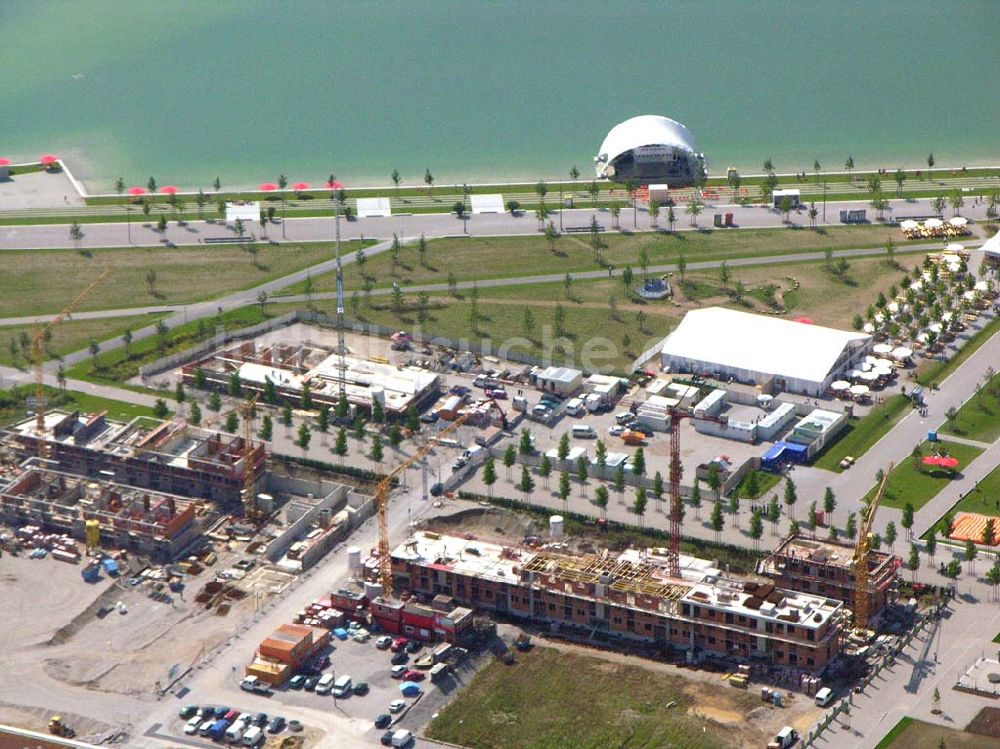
0,545,260,697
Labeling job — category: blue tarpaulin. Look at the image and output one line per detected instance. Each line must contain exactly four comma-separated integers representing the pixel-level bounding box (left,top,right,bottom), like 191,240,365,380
761,441,808,469
101,558,119,575
332,628,348,640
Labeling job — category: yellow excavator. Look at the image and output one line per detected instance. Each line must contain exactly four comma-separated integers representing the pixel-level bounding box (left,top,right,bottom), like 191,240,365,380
48,715,75,737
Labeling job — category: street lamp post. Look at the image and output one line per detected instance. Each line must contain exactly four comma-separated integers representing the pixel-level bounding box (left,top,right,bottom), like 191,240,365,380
822,180,828,223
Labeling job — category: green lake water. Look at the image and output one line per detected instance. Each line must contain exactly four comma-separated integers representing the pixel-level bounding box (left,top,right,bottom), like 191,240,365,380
1,0,998,191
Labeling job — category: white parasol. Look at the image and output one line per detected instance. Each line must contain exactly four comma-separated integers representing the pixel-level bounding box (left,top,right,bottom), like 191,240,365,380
850,384,870,396
900,220,919,231
949,216,968,227
925,218,944,229
873,366,893,378
892,346,913,359
830,380,851,391
872,343,893,355
860,370,879,382
946,243,965,253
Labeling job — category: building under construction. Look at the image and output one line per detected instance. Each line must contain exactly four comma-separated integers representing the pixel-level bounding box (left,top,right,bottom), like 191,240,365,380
0,462,200,561
758,534,901,620
181,341,440,417
390,531,847,671
5,411,264,506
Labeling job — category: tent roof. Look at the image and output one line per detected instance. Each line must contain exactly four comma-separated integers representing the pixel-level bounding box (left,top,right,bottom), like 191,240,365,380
661,307,869,384
981,230,1000,257
597,115,698,165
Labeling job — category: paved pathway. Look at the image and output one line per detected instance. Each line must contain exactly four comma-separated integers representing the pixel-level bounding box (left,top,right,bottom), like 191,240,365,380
0,196,993,250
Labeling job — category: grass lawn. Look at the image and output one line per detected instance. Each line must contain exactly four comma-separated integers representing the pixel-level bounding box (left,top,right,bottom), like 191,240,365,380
929,461,1000,526
918,314,1000,387
867,439,984,511
0,313,164,368
0,240,369,318
812,395,911,472
939,371,1000,443
733,469,781,499
317,292,676,374
426,646,764,749
873,716,1000,749
993,632,1000,644
0,385,160,426
65,305,278,385
283,224,916,295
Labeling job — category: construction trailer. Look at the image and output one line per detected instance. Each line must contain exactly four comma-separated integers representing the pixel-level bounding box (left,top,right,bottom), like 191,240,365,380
388,531,846,671
0,462,201,561
6,411,264,506
758,533,900,621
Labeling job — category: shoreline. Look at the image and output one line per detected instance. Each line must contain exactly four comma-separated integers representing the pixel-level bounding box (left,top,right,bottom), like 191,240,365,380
8,157,1000,202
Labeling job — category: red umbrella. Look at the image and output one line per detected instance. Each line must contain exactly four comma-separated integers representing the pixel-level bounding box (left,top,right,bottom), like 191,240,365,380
259,183,278,192
292,182,310,191
793,316,814,324
0,159,10,166
161,186,178,195
922,455,959,468
127,186,146,196
40,154,59,165
325,180,344,190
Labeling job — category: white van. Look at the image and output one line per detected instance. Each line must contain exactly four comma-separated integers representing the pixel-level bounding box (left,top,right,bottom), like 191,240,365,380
315,673,335,694
565,397,584,416
815,687,835,707
391,729,414,747
572,424,596,438
225,723,245,743
332,673,352,697
241,726,264,748
198,720,215,737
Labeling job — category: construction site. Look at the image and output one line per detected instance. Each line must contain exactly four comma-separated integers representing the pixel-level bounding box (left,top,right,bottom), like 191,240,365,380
180,339,441,417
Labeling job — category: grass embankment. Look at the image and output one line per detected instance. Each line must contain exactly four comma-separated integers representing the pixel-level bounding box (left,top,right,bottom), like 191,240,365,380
929,462,1000,525
0,314,164,368
65,306,276,385
866,439,984,511
939,370,1000,443
426,646,762,749
281,224,914,295
732,469,781,499
0,240,369,318
0,386,159,426
873,716,1000,749
918,315,1000,387
812,395,911,472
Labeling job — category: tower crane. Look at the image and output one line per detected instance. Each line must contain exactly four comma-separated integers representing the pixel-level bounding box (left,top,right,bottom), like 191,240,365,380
854,463,892,632
237,393,263,519
376,406,482,594
333,187,347,403
31,269,112,457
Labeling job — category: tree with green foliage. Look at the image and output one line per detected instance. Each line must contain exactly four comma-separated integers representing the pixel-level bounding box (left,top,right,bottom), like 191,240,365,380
749,509,764,552
262,375,278,404
557,432,570,461
745,470,760,499
885,521,898,551
690,479,702,519
710,500,725,542
926,529,937,562
902,502,915,539
388,424,403,448
686,195,702,227
225,411,239,433
369,436,383,465
371,398,384,425
594,440,608,478
406,406,420,433
651,471,664,505
481,457,497,497
576,456,589,494
907,544,920,583
280,405,292,427
823,487,836,527
518,466,535,504
332,424,347,457
188,401,201,426
964,539,978,575
633,487,648,527
728,494,741,527
558,471,571,509
706,463,721,499
538,454,552,488
208,391,222,412
766,495,780,534
631,447,645,477
783,478,798,519
295,422,311,454
316,405,330,433
153,398,168,419
503,444,516,480
193,366,207,389
175,381,186,404
985,560,1000,602
944,559,961,580
982,518,997,548
259,414,272,441
807,501,818,532
336,394,349,422
228,372,242,398
595,485,609,520
613,464,626,504
845,511,857,540
518,428,533,455
299,382,312,410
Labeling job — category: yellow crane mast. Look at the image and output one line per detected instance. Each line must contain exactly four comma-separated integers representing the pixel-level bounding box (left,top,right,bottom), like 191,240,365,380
32,269,112,456
854,463,892,632
376,408,479,594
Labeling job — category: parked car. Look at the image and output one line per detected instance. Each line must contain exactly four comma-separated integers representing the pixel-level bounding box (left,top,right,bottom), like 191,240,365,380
451,457,466,471
429,482,444,497
179,706,199,720
223,710,240,722
267,717,286,734
402,669,425,682
303,675,320,691
404,640,422,654
381,729,396,746
213,707,230,719
390,637,410,652
631,424,654,437
184,717,202,735
608,425,625,436
288,675,306,689
419,412,438,424
332,674,353,698
449,385,470,396
390,665,407,679
374,714,393,730
312,655,331,670
352,681,369,696
390,651,409,665
375,636,393,650
252,713,268,727
388,700,407,714
391,729,414,747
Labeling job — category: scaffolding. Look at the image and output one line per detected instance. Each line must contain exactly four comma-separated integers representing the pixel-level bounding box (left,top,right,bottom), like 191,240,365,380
521,550,690,601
